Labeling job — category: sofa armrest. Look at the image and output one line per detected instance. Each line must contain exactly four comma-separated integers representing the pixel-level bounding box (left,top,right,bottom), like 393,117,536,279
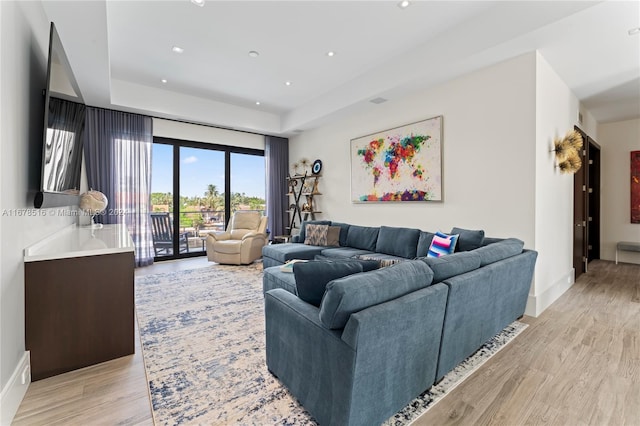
207,231,230,242
241,231,263,240
291,234,301,243
265,289,342,342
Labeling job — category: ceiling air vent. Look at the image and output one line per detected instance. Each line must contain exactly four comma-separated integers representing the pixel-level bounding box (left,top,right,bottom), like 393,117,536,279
370,97,388,104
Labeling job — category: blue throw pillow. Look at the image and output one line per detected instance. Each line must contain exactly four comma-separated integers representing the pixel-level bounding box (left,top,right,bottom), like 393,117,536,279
293,261,363,307
427,231,459,258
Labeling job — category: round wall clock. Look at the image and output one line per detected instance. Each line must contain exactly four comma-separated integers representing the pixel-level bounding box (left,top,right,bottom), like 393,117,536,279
312,159,322,175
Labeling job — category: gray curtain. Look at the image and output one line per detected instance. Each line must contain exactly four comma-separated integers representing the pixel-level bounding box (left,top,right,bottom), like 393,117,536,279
84,107,154,267
265,136,289,239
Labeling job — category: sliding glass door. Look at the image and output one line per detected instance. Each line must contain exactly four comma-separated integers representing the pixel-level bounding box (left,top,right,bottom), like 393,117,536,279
151,138,265,261
179,146,226,254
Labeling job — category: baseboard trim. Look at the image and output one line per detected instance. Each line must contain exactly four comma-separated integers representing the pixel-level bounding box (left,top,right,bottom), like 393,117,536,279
0,351,30,425
525,270,574,317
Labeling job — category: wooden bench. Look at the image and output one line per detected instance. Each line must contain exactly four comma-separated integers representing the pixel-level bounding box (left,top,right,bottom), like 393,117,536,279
616,241,640,264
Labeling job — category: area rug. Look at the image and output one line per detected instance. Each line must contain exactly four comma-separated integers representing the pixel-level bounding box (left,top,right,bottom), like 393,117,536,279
135,263,527,425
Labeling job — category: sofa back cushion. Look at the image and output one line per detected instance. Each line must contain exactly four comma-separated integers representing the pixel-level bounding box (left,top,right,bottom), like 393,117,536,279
375,226,420,259
474,238,525,266
345,225,379,251
293,261,363,307
416,231,435,257
319,260,434,329
420,251,481,283
451,227,485,252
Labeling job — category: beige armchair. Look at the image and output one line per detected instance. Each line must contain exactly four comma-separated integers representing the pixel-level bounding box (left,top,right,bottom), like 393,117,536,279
206,211,268,265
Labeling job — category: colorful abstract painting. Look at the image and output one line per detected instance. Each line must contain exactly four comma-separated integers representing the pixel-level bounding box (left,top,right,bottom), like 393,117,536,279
632,151,640,223
350,116,442,202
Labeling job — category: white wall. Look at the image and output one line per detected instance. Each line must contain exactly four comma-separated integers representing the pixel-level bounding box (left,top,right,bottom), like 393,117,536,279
598,118,640,264
290,53,537,244
0,2,79,423
290,51,604,318
153,118,264,150
531,52,588,316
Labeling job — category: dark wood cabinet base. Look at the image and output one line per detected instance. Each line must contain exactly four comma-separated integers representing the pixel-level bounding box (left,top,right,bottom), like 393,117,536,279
25,251,135,381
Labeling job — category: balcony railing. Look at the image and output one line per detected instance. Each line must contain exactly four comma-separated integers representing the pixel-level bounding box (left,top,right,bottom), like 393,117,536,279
153,208,265,255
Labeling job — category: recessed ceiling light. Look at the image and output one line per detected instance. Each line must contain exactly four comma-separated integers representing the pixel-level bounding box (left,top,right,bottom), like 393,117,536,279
172,46,184,54
370,97,388,104
248,50,260,58
161,79,167,84
285,81,292,86
398,0,410,9
327,51,335,57
629,27,640,36
191,0,205,6
255,101,261,105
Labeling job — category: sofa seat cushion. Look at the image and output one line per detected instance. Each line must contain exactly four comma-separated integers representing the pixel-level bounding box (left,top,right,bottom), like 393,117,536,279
263,266,298,295
262,243,325,263
212,240,242,254
357,253,407,267
375,226,420,259
293,261,364,306
319,260,434,330
320,247,375,259
451,227,485,252
420,251,481,283
345,225,380,251
474,238,524,266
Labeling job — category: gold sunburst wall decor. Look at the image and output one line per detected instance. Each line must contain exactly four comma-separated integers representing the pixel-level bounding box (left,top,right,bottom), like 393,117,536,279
553,130,583,174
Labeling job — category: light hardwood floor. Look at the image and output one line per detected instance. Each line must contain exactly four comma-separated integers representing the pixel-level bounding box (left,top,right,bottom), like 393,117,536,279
13,259,639,425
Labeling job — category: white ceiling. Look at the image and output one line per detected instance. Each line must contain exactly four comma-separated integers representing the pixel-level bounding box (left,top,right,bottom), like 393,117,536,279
42,0,640,136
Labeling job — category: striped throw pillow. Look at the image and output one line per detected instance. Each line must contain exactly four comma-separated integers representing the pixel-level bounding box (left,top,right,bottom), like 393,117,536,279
427,231,459,258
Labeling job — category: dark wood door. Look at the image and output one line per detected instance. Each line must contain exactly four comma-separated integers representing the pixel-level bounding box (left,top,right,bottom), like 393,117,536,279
573,127,601,279
573,138,587,279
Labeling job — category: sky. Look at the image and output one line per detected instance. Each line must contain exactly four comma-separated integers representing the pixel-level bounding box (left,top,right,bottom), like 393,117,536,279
151,144,266,199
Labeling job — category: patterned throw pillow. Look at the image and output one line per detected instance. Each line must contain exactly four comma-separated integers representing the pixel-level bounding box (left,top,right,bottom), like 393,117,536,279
304,224,329,246
427,231,459,258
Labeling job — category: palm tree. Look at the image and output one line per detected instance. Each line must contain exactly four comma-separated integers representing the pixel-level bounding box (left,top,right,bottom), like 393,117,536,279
204,184,219,210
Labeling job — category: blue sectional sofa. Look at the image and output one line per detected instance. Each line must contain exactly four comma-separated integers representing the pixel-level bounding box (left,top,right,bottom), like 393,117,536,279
262,221,538,426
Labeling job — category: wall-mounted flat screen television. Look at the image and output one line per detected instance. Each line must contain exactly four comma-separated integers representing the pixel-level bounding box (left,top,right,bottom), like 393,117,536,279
34,22,85,209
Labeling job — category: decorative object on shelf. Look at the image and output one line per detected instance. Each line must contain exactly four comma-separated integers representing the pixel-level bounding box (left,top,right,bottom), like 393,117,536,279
302,179,314,194
312,159,322,175
299,158,311,174
79,189,108,229
286,173,321,234
631,151,640,223
291,161,300,176
350,116,443,202
552,130,583,174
